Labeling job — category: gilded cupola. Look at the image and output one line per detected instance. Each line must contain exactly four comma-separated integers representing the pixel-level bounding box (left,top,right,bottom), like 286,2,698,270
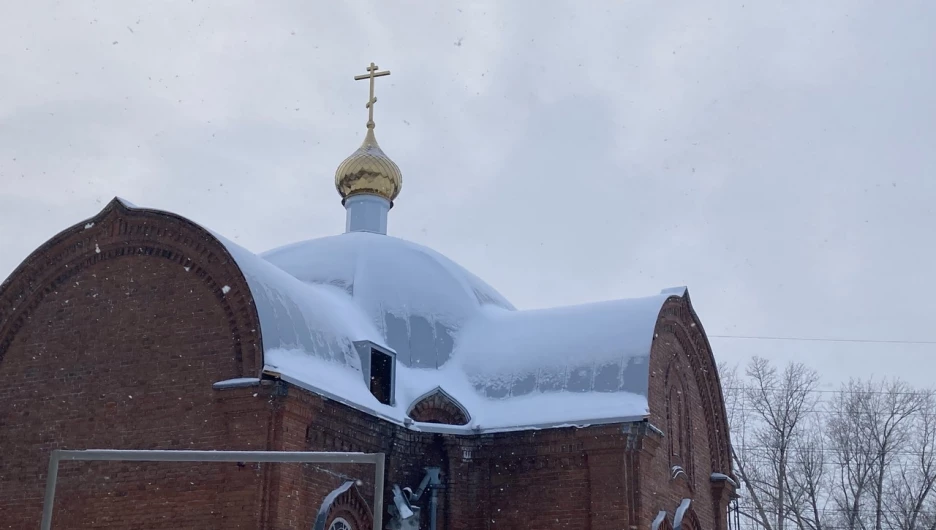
335,127,402,204
335,62,402,206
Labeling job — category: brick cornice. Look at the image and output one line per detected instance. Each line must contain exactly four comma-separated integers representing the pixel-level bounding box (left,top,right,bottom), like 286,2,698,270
0,198,263,376
624,421,663,455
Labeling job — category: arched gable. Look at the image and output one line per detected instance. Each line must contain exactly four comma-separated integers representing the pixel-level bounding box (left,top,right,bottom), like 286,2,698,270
652,291,732,478
407,387,471,425
645,291,735,530
0,198,263,375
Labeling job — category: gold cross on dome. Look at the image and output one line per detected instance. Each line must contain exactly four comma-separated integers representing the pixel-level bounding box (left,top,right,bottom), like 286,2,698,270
354,62,391,129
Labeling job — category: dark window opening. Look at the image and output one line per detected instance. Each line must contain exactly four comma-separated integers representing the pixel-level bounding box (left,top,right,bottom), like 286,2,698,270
370,348,393,405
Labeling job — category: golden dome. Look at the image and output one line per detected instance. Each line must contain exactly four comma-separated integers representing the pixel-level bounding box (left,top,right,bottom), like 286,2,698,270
335,128,403,204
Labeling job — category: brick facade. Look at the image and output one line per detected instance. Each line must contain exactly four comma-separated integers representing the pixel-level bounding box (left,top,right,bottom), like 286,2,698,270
0,200,734,529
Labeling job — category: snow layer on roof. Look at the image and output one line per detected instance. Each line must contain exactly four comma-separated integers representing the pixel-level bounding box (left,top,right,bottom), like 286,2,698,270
114,196,139,209
265,347,649,432
261,292,678,432
251,247,678,431
261,232,514,368
456,295,672,399
213,232,386,367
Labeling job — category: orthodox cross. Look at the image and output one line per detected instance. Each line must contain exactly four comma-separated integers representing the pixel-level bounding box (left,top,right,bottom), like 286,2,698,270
354,62,391,129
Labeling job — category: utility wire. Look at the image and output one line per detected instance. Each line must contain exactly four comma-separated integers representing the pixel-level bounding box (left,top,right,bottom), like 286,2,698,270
724,386,933,396
710,334,936,345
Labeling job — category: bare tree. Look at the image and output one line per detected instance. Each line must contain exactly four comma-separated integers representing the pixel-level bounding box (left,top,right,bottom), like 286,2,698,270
866,380,926,530
726,357,820,530
785,414,828,530
719,362,744,439
720,362,767,528
827,379,878,530
723,354,936,530
881,389,936,530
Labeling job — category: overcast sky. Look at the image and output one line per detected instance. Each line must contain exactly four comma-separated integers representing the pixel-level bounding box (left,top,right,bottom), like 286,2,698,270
1,0,934,390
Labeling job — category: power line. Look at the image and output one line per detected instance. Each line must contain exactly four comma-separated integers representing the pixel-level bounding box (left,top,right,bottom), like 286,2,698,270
724,386,933,396
738,448,936,457
710,334,936,345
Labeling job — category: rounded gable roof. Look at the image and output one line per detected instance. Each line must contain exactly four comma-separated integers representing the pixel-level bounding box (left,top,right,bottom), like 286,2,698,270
261,232,515,368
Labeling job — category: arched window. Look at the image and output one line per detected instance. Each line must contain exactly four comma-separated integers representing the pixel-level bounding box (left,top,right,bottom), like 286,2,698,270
329,517,353,530
668,385,685,459
666,366,695,487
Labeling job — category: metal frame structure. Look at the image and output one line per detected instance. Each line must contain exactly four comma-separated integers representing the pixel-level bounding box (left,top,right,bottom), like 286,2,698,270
40,449,386,530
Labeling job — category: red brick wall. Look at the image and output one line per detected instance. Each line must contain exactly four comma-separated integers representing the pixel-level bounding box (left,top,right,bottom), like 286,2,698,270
0,202,270,529
641,295,734,530
443,426,633,530
644,334,717,525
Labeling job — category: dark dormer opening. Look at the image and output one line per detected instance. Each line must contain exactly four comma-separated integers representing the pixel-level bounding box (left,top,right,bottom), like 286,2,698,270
353,341,396,406
369,348,393,405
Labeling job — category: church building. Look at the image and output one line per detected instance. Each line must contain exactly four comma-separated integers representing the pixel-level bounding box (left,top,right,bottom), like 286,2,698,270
0,64,736,530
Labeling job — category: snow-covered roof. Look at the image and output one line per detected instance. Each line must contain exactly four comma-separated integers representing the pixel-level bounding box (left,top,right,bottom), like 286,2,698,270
458,296,668,400
261,232,514,369
215,232,386,370
116,200,684,434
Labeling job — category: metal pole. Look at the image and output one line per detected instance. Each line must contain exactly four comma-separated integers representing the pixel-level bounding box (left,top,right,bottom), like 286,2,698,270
39,450,61,530
53,449,378,464
373,453,385,530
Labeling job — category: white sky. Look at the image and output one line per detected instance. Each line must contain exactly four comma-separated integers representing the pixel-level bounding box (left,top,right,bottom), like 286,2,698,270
2,0,934,390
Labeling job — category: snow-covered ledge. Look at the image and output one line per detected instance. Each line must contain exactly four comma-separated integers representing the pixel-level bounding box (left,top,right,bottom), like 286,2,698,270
710,472,738,488
673,498,692,530
212,377,261,390
671,465,688,481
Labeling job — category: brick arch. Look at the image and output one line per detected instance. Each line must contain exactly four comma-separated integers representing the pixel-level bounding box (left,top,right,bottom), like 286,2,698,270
324,485,373,530
674,505,702,530
654,292,732,478
407,387,470,425
0,198,263,375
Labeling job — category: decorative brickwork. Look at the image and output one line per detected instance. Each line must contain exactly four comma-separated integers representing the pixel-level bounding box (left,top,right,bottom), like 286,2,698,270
666,359,695,488
0,198,263,376
658,294,732,475
407,387,470,425
644,293,736,530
